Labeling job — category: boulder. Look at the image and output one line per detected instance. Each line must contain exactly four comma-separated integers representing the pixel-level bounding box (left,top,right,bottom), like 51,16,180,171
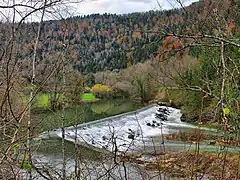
128,134,134,140
102,136,108,141
157,107,170,115
146,122,151,126
155,113,167,121
128,128,134,133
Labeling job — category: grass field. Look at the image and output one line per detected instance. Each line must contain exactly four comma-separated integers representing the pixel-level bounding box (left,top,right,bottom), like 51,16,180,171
25,93,96,108
80,93,96,101
35,94,49,108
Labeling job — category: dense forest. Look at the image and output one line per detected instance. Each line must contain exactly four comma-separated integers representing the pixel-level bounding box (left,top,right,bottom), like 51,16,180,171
1,0,240,179
5,0,239,74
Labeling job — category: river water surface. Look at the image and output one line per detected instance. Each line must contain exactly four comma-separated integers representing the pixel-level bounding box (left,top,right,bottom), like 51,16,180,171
32,104,239,179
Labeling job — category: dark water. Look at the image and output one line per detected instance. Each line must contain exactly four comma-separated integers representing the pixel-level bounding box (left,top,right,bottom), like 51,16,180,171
33,99,142,133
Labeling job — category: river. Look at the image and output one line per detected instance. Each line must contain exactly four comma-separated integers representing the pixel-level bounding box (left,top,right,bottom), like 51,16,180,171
29,103,239,179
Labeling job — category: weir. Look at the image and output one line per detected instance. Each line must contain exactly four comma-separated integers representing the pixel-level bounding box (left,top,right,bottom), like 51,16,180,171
42,104,216,153
34,105,240,179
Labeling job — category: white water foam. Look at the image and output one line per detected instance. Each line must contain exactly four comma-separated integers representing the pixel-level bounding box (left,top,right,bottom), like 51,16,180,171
55,105,190,152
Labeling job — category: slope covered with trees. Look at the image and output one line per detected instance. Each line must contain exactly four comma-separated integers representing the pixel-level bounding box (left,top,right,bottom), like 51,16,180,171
9,0,238,75
14,10,182,73
1,0,240,179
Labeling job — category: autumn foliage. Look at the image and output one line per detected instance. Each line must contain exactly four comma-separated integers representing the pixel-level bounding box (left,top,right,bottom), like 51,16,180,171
162,36,183,50
90,84,113,98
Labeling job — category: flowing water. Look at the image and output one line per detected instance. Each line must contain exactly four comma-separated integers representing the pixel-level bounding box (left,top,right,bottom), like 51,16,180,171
33,104,239,179
43,105,219,153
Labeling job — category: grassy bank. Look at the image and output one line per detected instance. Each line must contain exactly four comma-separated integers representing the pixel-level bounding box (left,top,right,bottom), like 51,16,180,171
24,92,97,109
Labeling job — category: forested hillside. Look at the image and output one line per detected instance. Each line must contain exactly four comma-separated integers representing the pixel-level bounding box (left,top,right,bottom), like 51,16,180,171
3,0,239,74
1,0,240,179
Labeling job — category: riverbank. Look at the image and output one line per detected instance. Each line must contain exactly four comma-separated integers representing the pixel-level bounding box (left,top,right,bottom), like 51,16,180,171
122,151,240,179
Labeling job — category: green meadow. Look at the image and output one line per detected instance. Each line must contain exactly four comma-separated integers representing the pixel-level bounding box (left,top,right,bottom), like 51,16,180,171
81,93,97,101
24,93,96,108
